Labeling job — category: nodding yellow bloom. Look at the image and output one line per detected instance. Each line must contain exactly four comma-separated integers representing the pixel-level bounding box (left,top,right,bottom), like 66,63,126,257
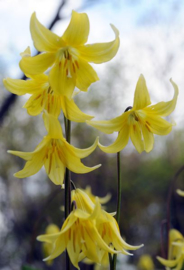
138,254,154,270
37,199,118,269
8,113,100,185
157,229,184,270
82,186,111,205
42,224,60,266
4,47,93,122
19,10,120,97
72,188,143,263
87,74,178,153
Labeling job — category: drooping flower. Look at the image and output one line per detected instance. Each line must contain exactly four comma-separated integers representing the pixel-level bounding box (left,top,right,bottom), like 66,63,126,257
4,47,93,122
42,224,60,266
37,199,117,269
138,254,154,270
72,189,143,262
157,229,184,270
19,11,120,97
87,74,179,153
8,113,100,185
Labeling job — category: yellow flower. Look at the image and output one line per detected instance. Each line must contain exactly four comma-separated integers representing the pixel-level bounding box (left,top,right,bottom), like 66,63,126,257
19,11,119,97
157,229,184,270
138,254,154,270
72,188,143,263
37,199,117,269
42,224,60,266
8,113,100,185
82,186,111,204
87,74,178,153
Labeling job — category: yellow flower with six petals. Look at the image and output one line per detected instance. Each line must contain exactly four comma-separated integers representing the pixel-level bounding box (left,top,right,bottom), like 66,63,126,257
19,10,120,97
8,113,100,185
87,74,178,153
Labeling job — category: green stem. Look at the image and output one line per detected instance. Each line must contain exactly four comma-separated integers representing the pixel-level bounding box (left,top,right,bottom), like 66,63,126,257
64,117,71,270
112,151,121,269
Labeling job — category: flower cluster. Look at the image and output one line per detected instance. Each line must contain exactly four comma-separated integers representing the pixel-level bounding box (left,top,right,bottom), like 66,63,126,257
38,189,143,269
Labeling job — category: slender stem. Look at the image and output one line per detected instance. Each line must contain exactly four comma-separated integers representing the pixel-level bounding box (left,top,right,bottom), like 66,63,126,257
64,117,71,270
111,151,121,269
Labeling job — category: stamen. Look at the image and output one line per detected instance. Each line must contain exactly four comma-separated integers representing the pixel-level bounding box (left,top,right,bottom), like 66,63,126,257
64,58,67,68
48,152,53,174
59,61,62,69
66,69,68,76
75,60,79,69
34,94,41,101
72,63,76,73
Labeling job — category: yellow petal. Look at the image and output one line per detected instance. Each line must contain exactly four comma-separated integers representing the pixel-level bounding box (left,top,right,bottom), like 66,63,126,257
75,57,99,92
99,127,130,153
130,121,144,153
20,52,55,75
63,142,101,173
87,112,130,134
61,213,77,233
177,189,184,197
79,24,120,63
23,92,44,116
61,10,89,46
144,79,179,117
145,115,173,135
49,60,75,98
68,137,99,158
43,113,63,139
13,149,45,178
157,256,178,268
133,74,151,110
44,149,66,185
141,123,154,153
43,234,66,261
30,12,62,52
67,227,81,269
3,77,45,95
20,46,31,57
61,96,94,122
37,231,61,244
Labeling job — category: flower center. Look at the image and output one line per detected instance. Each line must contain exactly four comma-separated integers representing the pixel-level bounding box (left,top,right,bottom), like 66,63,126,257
57,47,80,78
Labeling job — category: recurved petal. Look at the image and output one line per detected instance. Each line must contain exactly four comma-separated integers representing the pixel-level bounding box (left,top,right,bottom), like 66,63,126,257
30,12,62,52
37,231,62,244
61,96,94,122
99,126,130,153
68,137,99,158
79,24,120,63
87,113,128,134
43,112,63,139
157,256,178,268
61,10,89,46
23,92,44,116
12,150,45,178
20,52,55,75
49,61,75,98
144,79,179,117
75,58,99,92
3,77,44,95
133,74,151,110
63,143,101,173
130,121,144,153
67,226,81,269
141,123,154,153
145,115,173,135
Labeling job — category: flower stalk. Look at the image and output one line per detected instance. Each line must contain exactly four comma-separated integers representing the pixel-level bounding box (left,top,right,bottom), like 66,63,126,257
64,117,71,269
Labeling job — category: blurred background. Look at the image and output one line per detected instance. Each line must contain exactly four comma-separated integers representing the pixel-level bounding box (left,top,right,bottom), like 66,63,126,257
0,0,184,269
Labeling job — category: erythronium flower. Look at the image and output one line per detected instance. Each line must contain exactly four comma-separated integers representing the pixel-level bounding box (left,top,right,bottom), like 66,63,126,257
8,113,100,185
19,11,120,97
87,74,179,153
37,199,118,269
3,48,93,122
42,224,60,266
157,229,184,270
